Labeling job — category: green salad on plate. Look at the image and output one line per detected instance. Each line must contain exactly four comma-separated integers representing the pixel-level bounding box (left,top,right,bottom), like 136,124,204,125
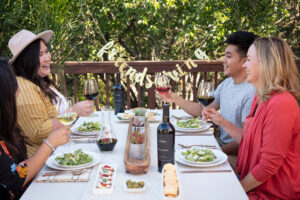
55,149,93,166
77,121,102,132
181,148,216,163
176,118,205,128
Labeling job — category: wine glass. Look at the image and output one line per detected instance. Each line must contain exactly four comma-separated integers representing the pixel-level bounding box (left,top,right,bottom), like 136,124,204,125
197,82,214,106
83,79,99,100
57,98,77,149
57,97,78,125
155,74,170,95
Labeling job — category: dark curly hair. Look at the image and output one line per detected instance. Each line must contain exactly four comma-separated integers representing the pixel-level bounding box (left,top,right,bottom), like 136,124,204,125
224,31,259,58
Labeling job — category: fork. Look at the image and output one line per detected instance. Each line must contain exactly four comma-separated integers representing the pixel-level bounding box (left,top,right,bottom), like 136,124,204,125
42,168,89,177
70,135,97,139
177,143,217,149
171,115,192,120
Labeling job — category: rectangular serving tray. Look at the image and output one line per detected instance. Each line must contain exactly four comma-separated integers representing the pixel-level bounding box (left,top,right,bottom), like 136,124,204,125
93,164,117,195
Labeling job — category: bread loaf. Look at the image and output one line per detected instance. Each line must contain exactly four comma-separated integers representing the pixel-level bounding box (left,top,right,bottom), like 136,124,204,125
163,163,179,198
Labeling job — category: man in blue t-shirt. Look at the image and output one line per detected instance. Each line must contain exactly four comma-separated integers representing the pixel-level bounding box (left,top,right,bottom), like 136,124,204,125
160,31,258,160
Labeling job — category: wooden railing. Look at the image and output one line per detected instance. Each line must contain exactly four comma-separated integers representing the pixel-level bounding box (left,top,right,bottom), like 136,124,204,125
61,59,300,110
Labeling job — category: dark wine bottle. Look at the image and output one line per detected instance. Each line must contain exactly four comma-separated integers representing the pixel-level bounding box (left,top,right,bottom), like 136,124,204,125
157,103,175,172
113,72,125,115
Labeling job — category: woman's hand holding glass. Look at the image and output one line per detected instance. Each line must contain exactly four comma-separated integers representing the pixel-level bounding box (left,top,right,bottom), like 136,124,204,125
46,125,71,148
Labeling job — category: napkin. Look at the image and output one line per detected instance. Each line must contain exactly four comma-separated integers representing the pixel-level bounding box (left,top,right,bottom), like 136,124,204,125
175,129,213,136
36,169,91,183
71,136,98,143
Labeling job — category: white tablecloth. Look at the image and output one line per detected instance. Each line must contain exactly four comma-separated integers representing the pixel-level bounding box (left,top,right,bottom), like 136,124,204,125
20,110,248,200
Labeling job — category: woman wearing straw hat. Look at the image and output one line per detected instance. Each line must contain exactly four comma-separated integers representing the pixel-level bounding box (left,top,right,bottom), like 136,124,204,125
0,62,70,200
8,30,94,157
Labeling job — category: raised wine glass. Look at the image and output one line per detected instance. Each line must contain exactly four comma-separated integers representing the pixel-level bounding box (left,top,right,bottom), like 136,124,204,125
83,78,99,100
57,97,77,125
57,97,77,149
197,82,214,106
155,73,170,95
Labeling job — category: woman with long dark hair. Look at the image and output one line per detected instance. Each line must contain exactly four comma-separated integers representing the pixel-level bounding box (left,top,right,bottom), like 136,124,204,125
0,63,70,200
8,30,94,157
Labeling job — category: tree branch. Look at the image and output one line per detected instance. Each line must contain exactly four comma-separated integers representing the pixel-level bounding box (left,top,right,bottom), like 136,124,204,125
117,16,138,58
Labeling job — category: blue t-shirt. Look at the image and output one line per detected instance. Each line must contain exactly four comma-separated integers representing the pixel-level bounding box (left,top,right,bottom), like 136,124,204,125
214,77,255,144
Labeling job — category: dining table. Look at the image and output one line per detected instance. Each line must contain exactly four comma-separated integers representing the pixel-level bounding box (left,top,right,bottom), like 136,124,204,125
20,109,249,200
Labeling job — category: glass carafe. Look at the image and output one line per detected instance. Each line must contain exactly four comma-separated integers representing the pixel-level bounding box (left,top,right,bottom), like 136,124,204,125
96,106,117,151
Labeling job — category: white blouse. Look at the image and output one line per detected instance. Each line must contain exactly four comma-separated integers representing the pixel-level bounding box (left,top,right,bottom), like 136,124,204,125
49,86,68,114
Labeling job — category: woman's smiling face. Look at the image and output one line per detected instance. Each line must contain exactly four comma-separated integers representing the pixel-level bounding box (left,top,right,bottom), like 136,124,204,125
37,40,51,77
243,44,260,88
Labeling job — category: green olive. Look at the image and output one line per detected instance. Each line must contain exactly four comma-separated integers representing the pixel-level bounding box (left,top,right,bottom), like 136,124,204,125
126,180,145,188
138,181,145,187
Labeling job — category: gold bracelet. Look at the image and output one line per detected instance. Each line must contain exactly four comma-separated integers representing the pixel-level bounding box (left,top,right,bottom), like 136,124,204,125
43,139,56,152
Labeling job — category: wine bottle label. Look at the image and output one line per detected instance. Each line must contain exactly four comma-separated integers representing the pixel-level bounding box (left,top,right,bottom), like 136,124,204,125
157,134,174,161
114,90,124,114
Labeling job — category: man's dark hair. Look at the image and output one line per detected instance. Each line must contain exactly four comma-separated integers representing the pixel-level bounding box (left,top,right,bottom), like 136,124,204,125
225,31,258,58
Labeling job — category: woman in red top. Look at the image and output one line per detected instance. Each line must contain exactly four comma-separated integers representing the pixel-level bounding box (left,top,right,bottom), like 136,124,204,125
203,37,300,199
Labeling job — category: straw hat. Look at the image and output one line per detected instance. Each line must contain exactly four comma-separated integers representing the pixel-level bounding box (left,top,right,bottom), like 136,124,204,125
8,29,54,64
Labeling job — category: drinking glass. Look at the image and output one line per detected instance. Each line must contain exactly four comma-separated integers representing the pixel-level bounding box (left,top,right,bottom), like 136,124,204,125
57,97,77,125
83,79,99,100
197,82,214,106
155,74,170,95
96,106,117,152
57,98,77,148
101,105,112,130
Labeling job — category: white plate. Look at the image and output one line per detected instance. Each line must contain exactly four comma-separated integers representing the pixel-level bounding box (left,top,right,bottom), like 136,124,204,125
175,149,227,167
146,111,161,122
71,123,103,136
174,121,212,132
124,179,146,193
46,151,101,171
86,113,100,118
115,112,160,122
115,113,133,122
178,148,221,165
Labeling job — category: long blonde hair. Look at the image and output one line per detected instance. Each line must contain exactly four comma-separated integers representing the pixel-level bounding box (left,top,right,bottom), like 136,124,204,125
254,37,300,102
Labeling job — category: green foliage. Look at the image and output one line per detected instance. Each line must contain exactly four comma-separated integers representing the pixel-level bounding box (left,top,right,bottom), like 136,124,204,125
2,0,298,61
